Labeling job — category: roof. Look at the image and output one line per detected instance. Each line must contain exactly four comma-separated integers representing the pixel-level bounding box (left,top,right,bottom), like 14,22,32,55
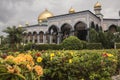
48,10,101,20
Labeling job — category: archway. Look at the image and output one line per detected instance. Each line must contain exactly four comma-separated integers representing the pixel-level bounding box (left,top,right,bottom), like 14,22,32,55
48,25,58,43
74,21,87,40
39,31,44,43
61,23,72,41
28,32,32,42
23,33,27,43
33,32,37,43
108,24,117,33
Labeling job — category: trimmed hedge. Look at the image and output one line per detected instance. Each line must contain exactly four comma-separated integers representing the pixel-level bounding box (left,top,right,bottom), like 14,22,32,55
86,43,103,49
115,43,120,49
61,36,87,50
24,43,62,51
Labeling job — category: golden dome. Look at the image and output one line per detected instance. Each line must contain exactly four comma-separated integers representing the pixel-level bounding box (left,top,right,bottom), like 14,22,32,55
94,2,101,8
38,9,54,22
69,7,75,13
25,21,29,26
18,24,22,27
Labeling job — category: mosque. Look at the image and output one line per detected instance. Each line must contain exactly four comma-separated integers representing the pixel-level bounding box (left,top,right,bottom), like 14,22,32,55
22,2,120,44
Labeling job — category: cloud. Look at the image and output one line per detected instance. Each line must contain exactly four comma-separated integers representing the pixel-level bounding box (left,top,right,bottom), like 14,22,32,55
0,0,120,36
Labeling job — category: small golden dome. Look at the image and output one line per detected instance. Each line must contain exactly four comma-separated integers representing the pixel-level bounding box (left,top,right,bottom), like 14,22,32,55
38,9,54,22
18,24,22,27
94,2,101,8
25,21,29,26
69,7,75,13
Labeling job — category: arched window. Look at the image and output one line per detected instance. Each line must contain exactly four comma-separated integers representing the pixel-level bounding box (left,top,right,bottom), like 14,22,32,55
108,24,117,33
48,25,58,43
39,31,44,43
61,23,72,41
74,21,87,40
28,32,32,42
33,32,37,43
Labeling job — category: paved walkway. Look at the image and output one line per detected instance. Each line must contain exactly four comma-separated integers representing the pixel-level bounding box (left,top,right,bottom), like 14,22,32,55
112,75,120,80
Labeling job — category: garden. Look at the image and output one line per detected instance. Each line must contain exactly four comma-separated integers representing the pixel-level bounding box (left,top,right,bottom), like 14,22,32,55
0,49,120,80
0,26,120,80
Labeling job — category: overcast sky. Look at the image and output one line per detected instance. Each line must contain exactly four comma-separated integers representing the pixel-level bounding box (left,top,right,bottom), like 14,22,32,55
0,0,120,35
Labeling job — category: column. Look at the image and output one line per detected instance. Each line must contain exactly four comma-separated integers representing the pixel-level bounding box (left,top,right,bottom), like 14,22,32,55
32,36,35,43
57,35,60,44
86,14,90,42
43,34,46,44
49,35,52,44
28,36,30,43
37,35,40,43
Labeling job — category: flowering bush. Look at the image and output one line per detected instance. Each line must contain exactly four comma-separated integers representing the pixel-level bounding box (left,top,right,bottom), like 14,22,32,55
0,53,43,80
39,50,118,80
0,49,119,80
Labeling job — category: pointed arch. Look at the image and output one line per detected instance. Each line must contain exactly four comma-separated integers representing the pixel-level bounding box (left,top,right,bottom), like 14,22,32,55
39,31,44,43
48,25,59,43
61,23,72,41
33,31,37,43
28,32,32,42
74,21,87,40
108,24,117,33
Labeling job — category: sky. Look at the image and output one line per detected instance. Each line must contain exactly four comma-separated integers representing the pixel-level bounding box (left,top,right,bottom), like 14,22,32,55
0,0,120,35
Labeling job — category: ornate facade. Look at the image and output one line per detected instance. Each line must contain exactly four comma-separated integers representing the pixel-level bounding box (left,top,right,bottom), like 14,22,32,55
22,2,120,44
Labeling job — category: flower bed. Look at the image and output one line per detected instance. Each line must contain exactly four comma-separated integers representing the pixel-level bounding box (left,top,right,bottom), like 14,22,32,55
0,52,43,80
0,49,119,80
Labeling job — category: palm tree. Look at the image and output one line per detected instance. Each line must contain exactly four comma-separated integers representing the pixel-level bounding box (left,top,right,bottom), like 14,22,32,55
3,26,25,49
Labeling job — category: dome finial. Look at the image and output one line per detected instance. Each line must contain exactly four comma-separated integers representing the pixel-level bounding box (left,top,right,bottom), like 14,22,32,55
94,1,101,8
69,6,75,14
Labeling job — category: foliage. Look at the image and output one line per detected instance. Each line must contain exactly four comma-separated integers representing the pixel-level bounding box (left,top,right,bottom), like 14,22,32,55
24,43,62,51
98,31,115,49
0,49,119,80
0,53,43,80
86,43,103,49
61,36,86,50
39,50,118,80
115,43,120,49
3,26,25,49
89,28,98,43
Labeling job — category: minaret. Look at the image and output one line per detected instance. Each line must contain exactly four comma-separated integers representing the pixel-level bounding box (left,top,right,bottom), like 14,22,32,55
94,2,103,19
94,2,104,31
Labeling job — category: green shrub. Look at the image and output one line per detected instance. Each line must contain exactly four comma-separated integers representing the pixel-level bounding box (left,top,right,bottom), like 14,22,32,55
24,43,62,51
61,36,86,50
40,50,118,80
86,43,103,49
115,43,120,49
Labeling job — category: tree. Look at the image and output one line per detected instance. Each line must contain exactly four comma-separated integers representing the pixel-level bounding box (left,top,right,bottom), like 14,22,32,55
3,26,25,49
61,36,86,50
89,28,98,43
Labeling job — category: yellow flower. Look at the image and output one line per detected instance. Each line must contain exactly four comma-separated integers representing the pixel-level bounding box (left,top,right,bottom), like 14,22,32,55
34,65,43,76
50,53,55,57
37,57,43,63
107,53,114,57
70,52,74,55
50,57,53,61
69,59,72,63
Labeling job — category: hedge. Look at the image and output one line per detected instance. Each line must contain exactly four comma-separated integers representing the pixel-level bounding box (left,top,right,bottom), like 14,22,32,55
115,43,120,49
86,43,103,49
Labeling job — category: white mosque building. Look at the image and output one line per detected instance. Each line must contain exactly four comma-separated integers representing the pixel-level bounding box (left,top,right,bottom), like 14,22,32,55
22,2,120,44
